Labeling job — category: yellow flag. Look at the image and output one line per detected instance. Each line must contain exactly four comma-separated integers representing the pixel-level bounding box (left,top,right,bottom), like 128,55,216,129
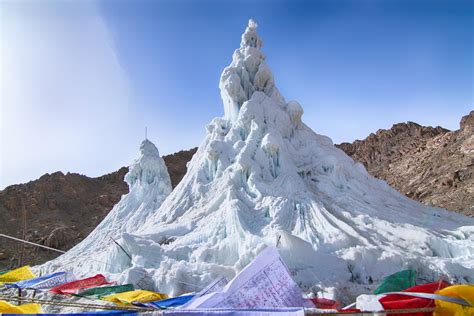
0,300,42,314
102,289,168,305
0,266,35,284
434,284,474,316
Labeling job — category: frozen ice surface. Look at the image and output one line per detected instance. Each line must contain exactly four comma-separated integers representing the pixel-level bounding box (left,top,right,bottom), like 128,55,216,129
44,20,474,303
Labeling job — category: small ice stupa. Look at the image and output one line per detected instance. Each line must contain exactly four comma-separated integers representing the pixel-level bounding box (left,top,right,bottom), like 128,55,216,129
52,20,474,301
41,138,172,275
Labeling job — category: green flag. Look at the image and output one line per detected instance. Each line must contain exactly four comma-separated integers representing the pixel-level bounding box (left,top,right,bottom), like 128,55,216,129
76,284,134,299
374,269,416,294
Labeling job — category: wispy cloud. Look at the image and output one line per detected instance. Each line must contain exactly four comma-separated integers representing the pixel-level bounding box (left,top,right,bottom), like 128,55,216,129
0,1,133,188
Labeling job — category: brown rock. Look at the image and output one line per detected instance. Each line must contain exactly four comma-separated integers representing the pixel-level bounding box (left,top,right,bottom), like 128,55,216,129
336,111,473,216
460,110,474,130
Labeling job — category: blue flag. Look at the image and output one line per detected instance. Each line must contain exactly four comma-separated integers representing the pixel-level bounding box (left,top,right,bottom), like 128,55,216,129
5,271,75,290
135,295,194,309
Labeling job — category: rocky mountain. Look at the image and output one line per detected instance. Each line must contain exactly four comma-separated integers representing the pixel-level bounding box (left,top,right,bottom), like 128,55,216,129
1,113,472,271
0,148,196,271
337,111,473,216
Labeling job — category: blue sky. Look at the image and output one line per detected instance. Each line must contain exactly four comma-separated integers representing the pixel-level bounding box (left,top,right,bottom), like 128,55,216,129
1,0,473,188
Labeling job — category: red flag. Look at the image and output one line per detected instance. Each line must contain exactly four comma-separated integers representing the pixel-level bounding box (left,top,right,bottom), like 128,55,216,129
49,274,112,295
379,280,450,316
309,297,340,309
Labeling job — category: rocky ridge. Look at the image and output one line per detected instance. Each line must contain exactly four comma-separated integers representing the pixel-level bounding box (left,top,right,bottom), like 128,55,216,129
0,114,471,270
337,111,473,216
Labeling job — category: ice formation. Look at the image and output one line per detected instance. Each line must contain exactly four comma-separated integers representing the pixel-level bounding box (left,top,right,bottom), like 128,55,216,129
41,139,172,275
46,20,474,302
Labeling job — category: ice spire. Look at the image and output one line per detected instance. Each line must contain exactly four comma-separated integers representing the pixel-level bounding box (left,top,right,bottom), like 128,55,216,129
240,19,262,49
125,138,171,188
220,19,283,122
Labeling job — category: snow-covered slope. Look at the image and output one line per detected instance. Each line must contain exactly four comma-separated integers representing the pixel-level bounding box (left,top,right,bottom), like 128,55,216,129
41,139,172,276
47,20,474,302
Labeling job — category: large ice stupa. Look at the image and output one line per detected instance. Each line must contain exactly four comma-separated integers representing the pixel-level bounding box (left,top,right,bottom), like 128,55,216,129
47,20,473,301
41,139,172,276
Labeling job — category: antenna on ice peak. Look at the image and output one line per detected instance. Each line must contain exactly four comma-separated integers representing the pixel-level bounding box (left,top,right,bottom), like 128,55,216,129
145,126,148,140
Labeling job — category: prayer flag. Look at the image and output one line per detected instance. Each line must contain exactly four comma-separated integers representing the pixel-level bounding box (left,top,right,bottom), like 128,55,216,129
0,300,42,314
76,284,134,299
374,269,416,295
50,274,111,295
434,284,474,316
102,290,168,305
0,266,35,284
5,271,75,290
